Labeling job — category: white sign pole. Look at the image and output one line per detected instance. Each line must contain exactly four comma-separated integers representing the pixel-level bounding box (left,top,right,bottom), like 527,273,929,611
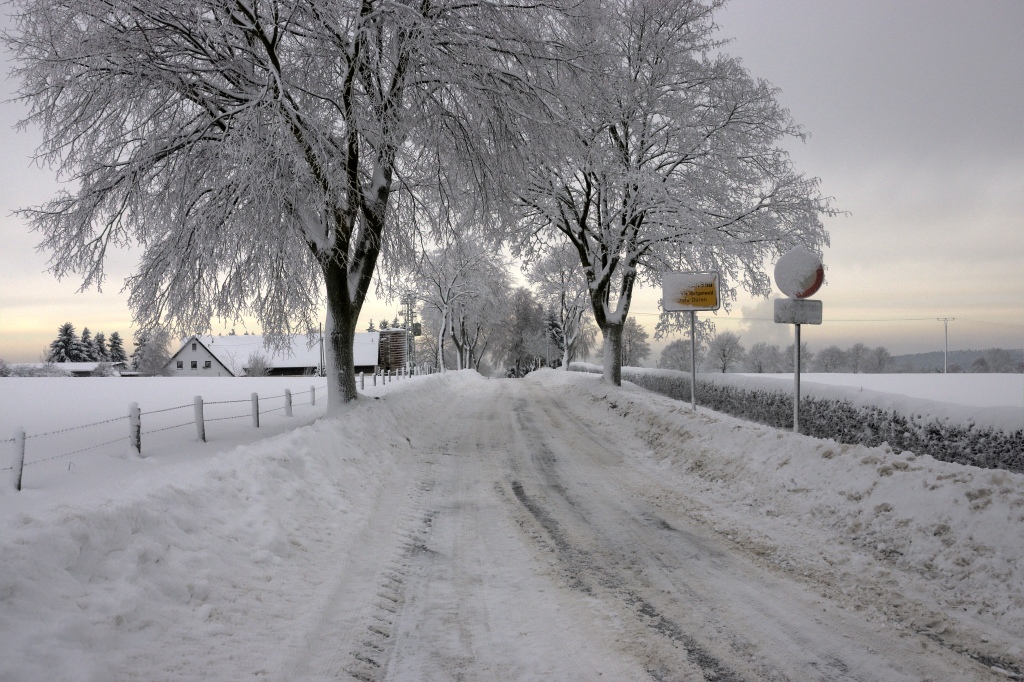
689,310,697,411
793,324,801,433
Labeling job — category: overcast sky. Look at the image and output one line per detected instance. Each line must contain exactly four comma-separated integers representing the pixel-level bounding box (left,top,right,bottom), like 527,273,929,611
1,0,1022,363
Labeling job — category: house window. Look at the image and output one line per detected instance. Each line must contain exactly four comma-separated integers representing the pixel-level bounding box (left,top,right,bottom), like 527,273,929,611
191,342,197,351
176,361,183,369
190,361,198,369
204,361,212,369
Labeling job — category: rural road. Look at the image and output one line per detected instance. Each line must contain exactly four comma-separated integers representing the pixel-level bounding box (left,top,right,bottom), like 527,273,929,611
273,377,994,681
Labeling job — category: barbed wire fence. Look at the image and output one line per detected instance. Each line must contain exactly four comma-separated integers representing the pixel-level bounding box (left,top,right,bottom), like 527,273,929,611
3,366,430,492
1,381,347,492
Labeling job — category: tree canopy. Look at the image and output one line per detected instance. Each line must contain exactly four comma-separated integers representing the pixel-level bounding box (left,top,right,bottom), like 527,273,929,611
514,0,832,385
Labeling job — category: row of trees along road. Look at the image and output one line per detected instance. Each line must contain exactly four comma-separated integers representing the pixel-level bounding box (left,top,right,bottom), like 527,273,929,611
9,0,831,407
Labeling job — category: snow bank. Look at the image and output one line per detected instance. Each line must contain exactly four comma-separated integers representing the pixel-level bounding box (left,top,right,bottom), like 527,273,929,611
573,364,1024,472
537,370,1024,649
0,371,474,680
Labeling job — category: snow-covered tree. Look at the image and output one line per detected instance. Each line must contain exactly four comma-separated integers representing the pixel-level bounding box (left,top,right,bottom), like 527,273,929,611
414,236,509,372
93,332,110,362
705,331,745,373
745,342,783,373
494,287,546,376
865,346,892,373
620,318,651,367
658,338,702,371
984,348,1019,373
10,0,557,408
245,352,271,377
847,342,869,373
107,331,128,364
783,342,814,373
814,345,848,373
47,322,85,362
79,327,98,361
131,328,172,376
529,244,596,370
514,0,831,386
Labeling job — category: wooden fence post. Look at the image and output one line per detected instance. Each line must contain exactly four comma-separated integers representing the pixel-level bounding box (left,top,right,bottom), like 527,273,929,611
310,385,315,406
251,393,260,428
360,372,364,390
10,429,25,491
194,396,206,442
285,389,293,417
129,403,142,456
373,372,377,386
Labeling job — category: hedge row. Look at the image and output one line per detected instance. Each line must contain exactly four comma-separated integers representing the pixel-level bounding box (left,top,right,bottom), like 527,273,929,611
570,365,1024,473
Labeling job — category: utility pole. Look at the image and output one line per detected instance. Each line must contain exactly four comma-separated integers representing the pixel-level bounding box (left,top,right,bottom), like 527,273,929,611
937,318,954,373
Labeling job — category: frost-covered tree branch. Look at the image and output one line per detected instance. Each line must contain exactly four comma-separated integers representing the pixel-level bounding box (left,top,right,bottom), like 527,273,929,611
8,0,559,407
512,0,833,386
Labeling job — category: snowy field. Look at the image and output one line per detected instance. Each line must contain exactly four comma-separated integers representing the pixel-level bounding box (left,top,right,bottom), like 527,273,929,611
694,371,1024,435
749,373,1024,409
1,370,1022,680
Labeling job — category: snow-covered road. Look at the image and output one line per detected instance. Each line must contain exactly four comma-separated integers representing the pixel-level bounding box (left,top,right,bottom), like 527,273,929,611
275,377,1012,681
2,370,1022,680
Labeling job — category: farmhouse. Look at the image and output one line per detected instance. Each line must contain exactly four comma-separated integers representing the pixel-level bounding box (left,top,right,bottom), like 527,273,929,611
165,333,380,377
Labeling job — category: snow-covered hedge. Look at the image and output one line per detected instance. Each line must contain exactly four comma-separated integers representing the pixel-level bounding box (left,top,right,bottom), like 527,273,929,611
570,364,1024,473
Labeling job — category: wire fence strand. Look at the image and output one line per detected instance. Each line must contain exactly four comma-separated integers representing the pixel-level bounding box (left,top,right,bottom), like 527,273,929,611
5,384,331,475
26,415,128,440
24,436,131,466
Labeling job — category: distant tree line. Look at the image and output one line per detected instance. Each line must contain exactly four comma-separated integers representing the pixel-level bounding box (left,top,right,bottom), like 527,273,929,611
658,331,1023,374
42,323,174,376
46,322,128,364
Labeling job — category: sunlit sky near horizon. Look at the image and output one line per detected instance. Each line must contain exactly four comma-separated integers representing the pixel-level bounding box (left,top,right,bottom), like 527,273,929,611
1,0,1022,364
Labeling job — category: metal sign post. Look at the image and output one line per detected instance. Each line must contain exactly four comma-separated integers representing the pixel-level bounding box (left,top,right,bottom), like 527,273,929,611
663,272,721,411
774,297,823,433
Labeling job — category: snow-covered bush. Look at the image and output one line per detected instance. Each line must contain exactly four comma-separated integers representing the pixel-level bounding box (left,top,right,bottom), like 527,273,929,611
570,364,1024,473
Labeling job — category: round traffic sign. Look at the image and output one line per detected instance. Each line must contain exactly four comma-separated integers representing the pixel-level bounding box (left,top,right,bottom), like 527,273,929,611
774,246,824,299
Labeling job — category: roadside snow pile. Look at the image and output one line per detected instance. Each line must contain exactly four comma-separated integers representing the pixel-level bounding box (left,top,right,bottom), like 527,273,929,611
571,364,1024,472
0,372,470,681
540,370,1024,648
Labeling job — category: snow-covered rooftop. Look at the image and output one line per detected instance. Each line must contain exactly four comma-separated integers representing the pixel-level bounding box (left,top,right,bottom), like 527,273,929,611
180,333,380,373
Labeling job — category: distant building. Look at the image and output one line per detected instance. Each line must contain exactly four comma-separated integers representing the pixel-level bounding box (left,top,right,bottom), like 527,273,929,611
165,333,380,377
378,328,410,372
8,361,127,377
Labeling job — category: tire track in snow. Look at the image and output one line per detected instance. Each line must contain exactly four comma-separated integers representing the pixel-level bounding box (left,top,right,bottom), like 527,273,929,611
500,380,989,681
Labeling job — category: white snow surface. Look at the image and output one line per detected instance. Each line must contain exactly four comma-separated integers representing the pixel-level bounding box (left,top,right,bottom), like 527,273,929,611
709,371,1024,433
1,370,1022,680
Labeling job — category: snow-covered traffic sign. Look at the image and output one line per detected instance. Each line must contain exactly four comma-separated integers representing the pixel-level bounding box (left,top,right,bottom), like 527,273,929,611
774,246,824,299
662,272,721,311
772,247,826,434
662,271,721,412
774,298,823,325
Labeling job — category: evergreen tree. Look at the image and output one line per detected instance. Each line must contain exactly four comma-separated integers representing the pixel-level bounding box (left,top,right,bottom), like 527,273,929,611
108,331,128,364
79,327,99,361
94,332,110,361
47,322,83,362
